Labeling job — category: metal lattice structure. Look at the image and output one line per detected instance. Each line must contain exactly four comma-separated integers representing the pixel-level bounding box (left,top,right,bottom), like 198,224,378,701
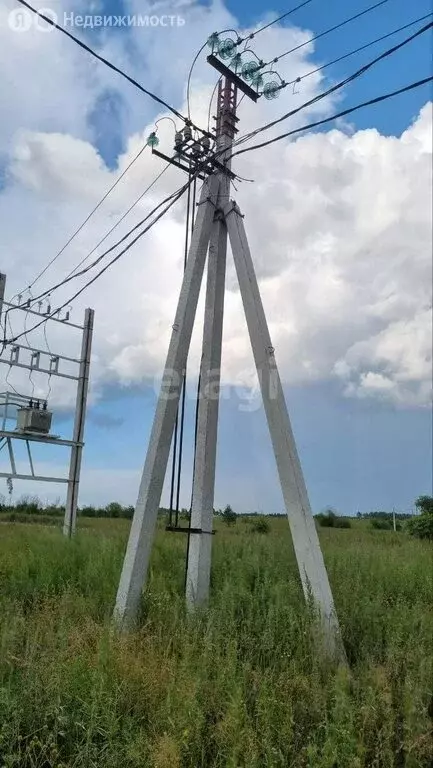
0,272,94,536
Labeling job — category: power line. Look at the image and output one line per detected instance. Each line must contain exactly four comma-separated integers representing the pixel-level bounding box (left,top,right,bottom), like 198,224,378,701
187,42,210,121
16,0,207,137
18,142,151,295
231,76,433,157
65,162,172,281
1,174,189,352
241,0,314,40
3,182,190,347
17,181,187,308
285,12,433,91
207,77,222,133
233,21,433,149
261,0,394,67
2,160,174,355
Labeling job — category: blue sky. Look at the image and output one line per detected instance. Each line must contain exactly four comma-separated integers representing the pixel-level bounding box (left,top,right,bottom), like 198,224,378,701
0,0,432,514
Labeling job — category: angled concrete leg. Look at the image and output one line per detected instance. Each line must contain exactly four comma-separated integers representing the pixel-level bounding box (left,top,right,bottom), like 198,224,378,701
113,175,219,629
226,200,345,660
185,209,227,609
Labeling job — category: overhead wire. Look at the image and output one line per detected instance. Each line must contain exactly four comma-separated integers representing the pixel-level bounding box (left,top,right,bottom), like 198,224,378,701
64,162,172,281
3,166,181,329
16,0,207,137
175,173,197,528
283,12,433,92
5,366,21,397
260,0,394,68
7,7,429,367
187,42,210,121
168,163,193,528
23,288,36,398
0,161,174,347
231,75,433,157
231,20,433,150
4,140,247,334
207,77,222,133
4,20,429,345
240,0,315,40
2,142,228,353
14,142,152,298
2,180,192,348
42,304,53,402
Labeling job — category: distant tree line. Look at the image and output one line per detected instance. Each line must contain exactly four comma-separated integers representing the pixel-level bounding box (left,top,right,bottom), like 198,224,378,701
356,510,412,521
1,494,431,539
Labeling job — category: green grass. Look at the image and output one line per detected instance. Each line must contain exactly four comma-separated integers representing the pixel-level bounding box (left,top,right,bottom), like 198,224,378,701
0,517,431,767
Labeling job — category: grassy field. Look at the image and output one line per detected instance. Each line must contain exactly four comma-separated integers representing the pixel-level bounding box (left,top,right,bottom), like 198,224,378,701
0,516,431,767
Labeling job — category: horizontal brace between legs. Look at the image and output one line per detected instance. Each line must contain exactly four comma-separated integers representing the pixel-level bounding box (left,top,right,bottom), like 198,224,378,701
165,526,215,535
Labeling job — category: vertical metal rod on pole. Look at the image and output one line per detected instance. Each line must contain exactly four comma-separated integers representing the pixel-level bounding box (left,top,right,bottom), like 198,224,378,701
7,438,16,476
2,392,9,433
0,273,6,327
1,274,10,440
26,440,35,477
63,308,94,537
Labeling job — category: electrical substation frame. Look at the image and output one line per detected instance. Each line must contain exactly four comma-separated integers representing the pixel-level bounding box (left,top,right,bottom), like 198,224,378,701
114,57,346,661
0,272,94,537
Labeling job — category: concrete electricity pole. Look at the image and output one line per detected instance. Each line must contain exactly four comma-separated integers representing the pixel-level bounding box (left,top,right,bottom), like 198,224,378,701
185,78,235,609
114,58,346,661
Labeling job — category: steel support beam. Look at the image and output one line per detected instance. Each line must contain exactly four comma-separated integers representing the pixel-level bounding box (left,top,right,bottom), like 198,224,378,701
0,472,68,483
63,308,94,537
2,300,83,330
0,430,82,448
0,357,79,381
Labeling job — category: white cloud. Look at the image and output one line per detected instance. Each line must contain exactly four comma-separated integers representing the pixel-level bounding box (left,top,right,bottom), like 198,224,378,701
0,0,431,413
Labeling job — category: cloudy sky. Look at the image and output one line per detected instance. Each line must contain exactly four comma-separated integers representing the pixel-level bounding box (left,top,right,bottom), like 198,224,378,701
0,0,431,514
